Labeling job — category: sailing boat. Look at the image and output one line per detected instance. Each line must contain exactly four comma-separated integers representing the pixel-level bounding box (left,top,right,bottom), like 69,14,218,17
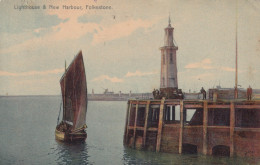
55,50,87,142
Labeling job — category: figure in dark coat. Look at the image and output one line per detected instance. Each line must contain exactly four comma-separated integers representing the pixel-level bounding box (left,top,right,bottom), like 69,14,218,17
247,86,253,100
200,87,206,100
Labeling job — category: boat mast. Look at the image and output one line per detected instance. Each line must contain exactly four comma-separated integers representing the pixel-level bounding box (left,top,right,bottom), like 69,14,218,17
63,60,66,121
73,57,78,129
234,0,238,99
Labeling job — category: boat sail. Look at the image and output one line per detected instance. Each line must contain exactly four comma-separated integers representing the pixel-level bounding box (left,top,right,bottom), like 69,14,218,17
55,50,87,142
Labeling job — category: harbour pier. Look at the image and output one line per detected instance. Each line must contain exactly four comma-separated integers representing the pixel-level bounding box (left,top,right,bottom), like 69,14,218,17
124,98,260,157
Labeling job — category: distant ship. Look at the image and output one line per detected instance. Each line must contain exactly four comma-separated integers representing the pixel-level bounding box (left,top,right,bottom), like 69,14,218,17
55,51,87,142
88,89,153,101
103,88,114,95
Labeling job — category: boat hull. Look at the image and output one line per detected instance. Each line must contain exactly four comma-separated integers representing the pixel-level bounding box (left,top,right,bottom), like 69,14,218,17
55,128,87,142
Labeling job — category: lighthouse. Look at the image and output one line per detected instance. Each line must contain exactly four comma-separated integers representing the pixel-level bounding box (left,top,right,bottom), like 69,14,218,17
160,16,178,89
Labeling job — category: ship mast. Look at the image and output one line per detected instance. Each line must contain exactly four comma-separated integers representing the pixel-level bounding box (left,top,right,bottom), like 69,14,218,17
63,60,66,120
234,0,238,99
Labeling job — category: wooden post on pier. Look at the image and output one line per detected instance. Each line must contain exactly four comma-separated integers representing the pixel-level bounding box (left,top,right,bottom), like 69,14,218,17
156,98,165,152
203,101,208,155
124,101,132,145
142,100,150,148
230,102,235,157
133,102,139,148
178,100,184,154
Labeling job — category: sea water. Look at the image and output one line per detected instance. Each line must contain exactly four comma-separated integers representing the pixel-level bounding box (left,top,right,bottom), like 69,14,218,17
0,96,259,165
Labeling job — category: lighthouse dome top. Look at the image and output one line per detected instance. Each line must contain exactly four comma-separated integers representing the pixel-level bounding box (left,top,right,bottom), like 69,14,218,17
163,16,178,48
167,15,172,28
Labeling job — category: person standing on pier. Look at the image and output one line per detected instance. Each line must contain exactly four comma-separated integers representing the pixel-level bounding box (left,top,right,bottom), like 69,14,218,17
247,85,253,100
200,87,206,100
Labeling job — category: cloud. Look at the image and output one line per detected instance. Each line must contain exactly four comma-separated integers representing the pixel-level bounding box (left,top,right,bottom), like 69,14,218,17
91,70,158,84
1,19,99,54
78,15,103,23
1,16,159,55
185,59,240,73
92,18,157,45
0,68,63,77
91,75,123,83
0,10,62,34
125,70,158,77
220,67,235,72
185,58,214,69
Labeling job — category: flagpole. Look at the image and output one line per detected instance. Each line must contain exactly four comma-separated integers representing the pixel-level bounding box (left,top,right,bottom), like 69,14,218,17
234,0,238,99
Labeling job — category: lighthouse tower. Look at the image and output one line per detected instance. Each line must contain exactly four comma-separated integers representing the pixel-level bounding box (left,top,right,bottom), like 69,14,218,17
160,17,178,89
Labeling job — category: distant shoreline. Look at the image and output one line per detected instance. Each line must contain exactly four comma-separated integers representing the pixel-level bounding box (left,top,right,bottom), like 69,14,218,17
0,93,153,101
0,95,60,97
0,95,130,101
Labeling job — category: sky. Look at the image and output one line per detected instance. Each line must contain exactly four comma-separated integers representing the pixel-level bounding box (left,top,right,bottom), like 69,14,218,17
0,0,260,95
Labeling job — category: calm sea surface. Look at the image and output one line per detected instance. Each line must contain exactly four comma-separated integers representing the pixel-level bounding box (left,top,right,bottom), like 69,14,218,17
0,96,259,165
